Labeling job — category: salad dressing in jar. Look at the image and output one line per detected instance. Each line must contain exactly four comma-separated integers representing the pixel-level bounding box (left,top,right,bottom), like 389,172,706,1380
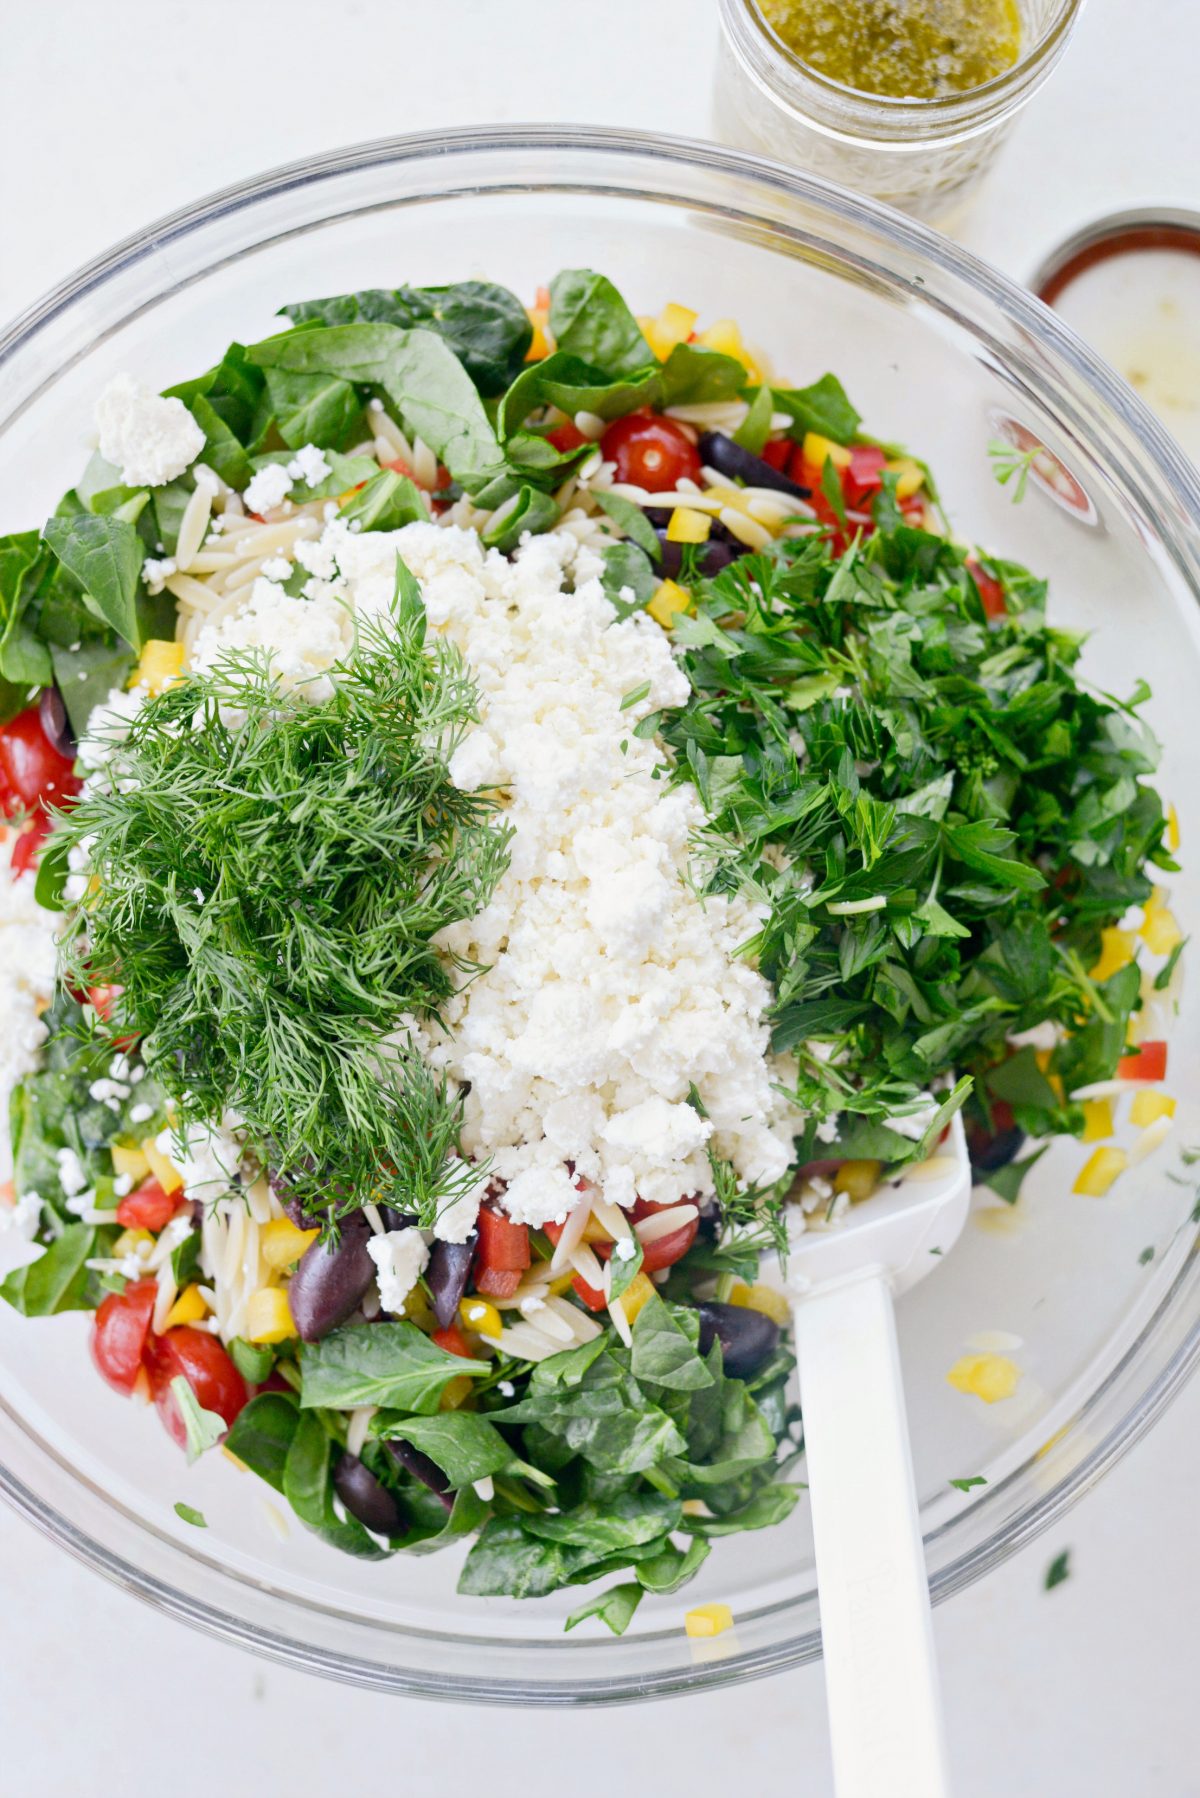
713,0,1082,225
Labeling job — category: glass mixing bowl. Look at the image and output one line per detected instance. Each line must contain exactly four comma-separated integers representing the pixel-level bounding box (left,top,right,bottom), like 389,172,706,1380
1,126,1197,1704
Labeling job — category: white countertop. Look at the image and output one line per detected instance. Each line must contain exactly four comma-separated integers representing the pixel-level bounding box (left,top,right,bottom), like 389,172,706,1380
1,3,1197,1792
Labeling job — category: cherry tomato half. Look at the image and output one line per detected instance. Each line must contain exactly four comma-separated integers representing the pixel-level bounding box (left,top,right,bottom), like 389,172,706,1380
571,1273,608,1313
546,420,588,454
91,1279,158,1395
966,557,1007,621
599,414,702,492
145,1327,248,1449
0,706,80,815
629,1198,700,1273
116,1179,184,1234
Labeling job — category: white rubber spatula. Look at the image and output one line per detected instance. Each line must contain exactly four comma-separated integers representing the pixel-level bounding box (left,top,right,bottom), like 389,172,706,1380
775,1115,972,1798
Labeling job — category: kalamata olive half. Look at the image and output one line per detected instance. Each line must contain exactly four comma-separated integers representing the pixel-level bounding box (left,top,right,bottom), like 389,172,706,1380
698,430,812,501
287,1211,376,1341
966,1122,1026,1176
387,1437,454,1512
426,1234,478,1330
38,685,76,759
333,1451,403,1536
696,1301,781,1379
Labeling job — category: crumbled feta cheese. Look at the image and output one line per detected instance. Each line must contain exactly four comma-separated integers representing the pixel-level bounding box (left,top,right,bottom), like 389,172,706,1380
260,555,292,582
614,1236,637,1262
318,519,799,1216
142,555,177,592
367,1227,430,1315
166,1115,243,1203
814,1117,841,1144
190,577,352,705
95,375,205,488
55,1147,88,1197
243,463,294,515
432,1167,487,1243
287,444,331,488
130,1102,154,1124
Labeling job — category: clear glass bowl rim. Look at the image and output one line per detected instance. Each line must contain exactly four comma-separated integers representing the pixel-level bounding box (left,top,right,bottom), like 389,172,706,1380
1,123,1198,1705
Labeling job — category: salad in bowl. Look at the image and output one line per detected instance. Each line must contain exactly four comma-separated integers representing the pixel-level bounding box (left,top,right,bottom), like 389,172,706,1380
0,265,1180,1635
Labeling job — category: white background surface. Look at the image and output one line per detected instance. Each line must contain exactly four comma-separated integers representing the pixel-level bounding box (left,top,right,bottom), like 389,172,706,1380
1,3,1198,1793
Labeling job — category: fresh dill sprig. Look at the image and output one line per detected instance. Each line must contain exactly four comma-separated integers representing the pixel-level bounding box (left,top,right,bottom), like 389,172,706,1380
58,563,510,1226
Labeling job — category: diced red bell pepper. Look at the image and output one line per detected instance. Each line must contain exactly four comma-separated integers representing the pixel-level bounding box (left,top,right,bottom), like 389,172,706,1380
383,455,416,480
9,810,52,876
432,1324,474,1358
1118,1040,1168,1081
571,1272,608,1312
760,439,793,472
474,1204,530,1272
843,445,886,507
473,1265,523,1300
967,556,1007,621
116,1179,185,1233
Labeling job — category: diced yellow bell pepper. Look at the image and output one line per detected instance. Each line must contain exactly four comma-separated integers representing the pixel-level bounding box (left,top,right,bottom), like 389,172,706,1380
581,1214,614,1245
1080,1098,1115,1143
619,1270,657,1326
946,1352,1021,1404
245,1286,296,1344
112,1227,152,1259
833,1159,883,1204
459,1297,503,1339
1139,891,1182,957
641,302,699,362
885,457,925,498
1130,1090,1176,1128
697,318,765,383
546,1269,579,1299
129,638,185,695
141,1136,184,1196
524,307,551,361
1167,804,1181,852
685,1602,734,1639
1090,926,1136,982
439,1375,474,1412
261,1217,319,1270
666,506,712,544
111,1143,150,1183
1073,1146,1128,1197
647,579,694,630
803,431,852,472
401,1285,438,1333
163,1282,208,1329
730,1280,790,1327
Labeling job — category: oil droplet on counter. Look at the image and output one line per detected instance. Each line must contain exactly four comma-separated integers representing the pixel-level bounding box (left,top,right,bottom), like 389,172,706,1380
965,1328,1025,1353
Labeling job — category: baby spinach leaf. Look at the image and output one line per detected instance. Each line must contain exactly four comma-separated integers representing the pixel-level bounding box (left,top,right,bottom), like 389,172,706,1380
774,372,861,443
282,1408,392,1559
979,1145,1049,1206
283,282,532,395
338,469,428,533
0,1224,95,1317
299,1321,489,1415
548,270,654,378
262,366,362,451
50,638,137,739
601,541,659,614
522,1490,682,1555
228,1336,275,1385
481,486,559,553
458,1516,596,1598
42,516,145,651
374,1411,515,1490
499,353,660,434
734,384,774,455
174,1502,207,1527
186,393,253,489
565,1581,644,1635
607,1238,645,1303
225,1390,300,1492
656,343,747,406
634,1534,711,1592
249,324,516,505
592,491,661,560
630,1295,714,1391
682,1482,801,1536
0,532,51,688
246,449,377,503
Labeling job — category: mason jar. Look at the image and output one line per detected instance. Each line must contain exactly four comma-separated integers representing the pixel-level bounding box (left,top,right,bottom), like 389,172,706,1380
713,0,1085,225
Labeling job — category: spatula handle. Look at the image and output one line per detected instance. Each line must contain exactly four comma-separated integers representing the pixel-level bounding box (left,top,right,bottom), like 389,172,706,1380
793,1271,951,1798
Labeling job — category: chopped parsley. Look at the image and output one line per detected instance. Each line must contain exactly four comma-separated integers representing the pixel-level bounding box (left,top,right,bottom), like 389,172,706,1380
1045,1548,1071,1590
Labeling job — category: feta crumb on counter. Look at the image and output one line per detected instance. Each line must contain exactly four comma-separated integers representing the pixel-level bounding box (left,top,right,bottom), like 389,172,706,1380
367,1227,430,1315
94,374,205,488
